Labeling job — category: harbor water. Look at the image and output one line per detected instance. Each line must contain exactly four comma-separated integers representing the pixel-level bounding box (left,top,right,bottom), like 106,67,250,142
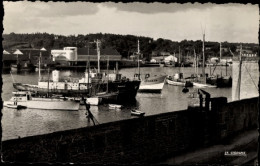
1,66,232,141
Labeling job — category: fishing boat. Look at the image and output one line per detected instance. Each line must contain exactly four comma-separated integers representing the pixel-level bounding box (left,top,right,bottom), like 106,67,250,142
135,40,166,93
13,41,140,102
190,31,217,88
131,109,145,116
138,74,167,93
4,91,80,111
166,47,193,87
108,104,122,109
217,75,232,87
206,42,232,88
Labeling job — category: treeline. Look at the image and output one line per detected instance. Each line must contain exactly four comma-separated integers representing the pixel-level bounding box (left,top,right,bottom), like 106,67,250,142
2,32,259,60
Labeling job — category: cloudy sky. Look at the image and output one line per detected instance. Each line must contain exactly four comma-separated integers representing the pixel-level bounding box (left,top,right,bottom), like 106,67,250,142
3,1,259,43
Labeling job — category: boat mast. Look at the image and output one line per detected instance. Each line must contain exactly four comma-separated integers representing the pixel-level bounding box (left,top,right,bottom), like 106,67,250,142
202,30,206,84
220,42,222,77
88,56,91,96
96,39,101,73
220,42,222,60
38,47,46,81
47,67,50,97
226,58,228,76
194,49,196,75
116,61,118,74
179,46,181,69
238,44,242,100
107,56,109,93
137,40,140,80
39,51,41,81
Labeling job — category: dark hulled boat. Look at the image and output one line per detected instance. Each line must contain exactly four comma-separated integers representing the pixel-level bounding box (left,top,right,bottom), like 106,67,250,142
13,71,141,102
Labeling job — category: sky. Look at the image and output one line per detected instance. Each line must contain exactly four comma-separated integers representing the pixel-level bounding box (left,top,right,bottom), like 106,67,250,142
3,1,259,43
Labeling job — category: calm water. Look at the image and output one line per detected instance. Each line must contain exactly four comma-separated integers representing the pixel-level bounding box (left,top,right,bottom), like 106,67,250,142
1,66,232,141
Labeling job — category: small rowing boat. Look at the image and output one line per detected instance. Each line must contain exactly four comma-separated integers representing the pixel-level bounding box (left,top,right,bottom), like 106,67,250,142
193,82,217,88
108,104,122,109
131,109,145,116
5,104,27,109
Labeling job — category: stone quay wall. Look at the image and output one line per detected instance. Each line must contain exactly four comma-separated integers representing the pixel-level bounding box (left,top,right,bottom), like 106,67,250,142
2,97,258,164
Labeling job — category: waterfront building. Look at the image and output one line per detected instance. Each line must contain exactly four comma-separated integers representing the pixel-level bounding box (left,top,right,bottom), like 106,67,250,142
232,53,259,101
50,47,121,67
2,48,51,71
164,55,178,63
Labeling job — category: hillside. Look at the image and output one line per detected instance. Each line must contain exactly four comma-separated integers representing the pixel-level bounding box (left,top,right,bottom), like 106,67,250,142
2,32,259,60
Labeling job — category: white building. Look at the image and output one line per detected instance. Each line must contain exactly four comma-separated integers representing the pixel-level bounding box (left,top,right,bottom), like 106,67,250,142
164,55,178,63
51,47,78,61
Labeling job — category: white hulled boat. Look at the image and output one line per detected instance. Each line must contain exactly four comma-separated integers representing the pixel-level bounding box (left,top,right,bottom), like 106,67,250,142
4,91,80,111
138,74,167,93
131,109,145,116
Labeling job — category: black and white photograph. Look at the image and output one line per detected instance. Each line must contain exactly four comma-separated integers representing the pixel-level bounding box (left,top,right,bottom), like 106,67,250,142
1,0,259,165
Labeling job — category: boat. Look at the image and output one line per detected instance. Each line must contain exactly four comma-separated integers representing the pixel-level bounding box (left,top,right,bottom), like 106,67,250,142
206,42,232,88
164,61,175,67
138,74,167,93
11,61,36,72
166,48,193,87
191,31,216,88
13,41,141,102
193,82,217,88
3,91,80,111
65,96,101,106
5,104,27,109
166,78,185,86
166,75,193,87
135,40,166,93
131,109,145,116
217,75,232,87
95,91,119,103
108,104,122,109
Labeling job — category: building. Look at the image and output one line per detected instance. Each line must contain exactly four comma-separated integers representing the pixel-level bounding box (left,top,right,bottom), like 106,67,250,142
164,55,178,63
51,47,78,61
50,47,122,69
2,48,51,71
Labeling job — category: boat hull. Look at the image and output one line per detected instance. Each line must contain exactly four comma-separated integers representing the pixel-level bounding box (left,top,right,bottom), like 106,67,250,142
206,76,232,87
5,104,27,109
139,82,165,93
109,104,122,109
193,82,217,88
131,110,145,116
138,75,166,93
166,79,186,86
13,80,140,102
4,99,79,111
85,97,100,106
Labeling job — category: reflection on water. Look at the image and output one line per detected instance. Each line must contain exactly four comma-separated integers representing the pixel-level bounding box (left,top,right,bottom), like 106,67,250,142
1,66,232,140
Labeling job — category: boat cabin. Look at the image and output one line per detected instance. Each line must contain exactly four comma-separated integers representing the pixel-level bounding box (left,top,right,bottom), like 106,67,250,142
10,91,32,102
